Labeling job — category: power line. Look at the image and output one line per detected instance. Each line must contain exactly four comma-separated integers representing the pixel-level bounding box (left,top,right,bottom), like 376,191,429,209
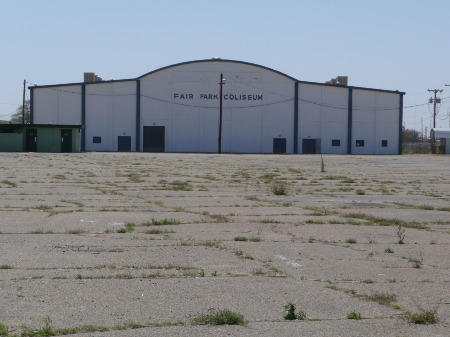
39,85,450,111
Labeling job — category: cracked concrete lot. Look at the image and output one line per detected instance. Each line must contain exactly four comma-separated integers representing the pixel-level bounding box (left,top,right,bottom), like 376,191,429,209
0,153,449,336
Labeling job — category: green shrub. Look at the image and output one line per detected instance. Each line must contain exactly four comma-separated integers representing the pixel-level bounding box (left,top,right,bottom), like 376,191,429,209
404,310,437,324
283,302,297,320
347,312,362,319
283,302,307,320
234,236,248,241
345,238,357,244
0,323,8,336
145,218,181,226
271,184,287,195
192,309,245,325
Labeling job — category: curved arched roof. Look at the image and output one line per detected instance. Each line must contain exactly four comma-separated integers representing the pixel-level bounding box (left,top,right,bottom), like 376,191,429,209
30,59,405,95
137,59,299,82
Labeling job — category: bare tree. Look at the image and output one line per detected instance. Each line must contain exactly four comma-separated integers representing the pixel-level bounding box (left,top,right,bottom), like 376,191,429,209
402,126,425,142
10,100,30,124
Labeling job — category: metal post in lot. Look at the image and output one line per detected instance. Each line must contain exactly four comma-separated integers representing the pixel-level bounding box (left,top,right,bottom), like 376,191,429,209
218,73,225,154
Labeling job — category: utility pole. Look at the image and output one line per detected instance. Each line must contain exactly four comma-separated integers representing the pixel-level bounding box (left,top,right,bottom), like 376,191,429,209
218,73,225,154
428,89,443,129
22,79,26,124
446,85,450,128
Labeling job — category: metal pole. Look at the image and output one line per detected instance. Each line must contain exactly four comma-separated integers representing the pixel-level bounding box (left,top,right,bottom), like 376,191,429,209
218,73,224,154
428,89,443,129
22,79,26,124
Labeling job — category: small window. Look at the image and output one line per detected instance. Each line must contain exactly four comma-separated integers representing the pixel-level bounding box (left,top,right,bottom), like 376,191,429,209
93,136,102,143
381,140,388,147
356,140,364,147
332,139,340,147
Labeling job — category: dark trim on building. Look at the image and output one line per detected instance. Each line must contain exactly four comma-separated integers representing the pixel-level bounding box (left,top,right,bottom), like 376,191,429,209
30,59,406,96
30,79,133,89
0,124,84,130
136,80,141,151
347,88,353,154
297,81,405,95
30,88,34,124
398,95,403,154
81,85,86,151
294,82,299,154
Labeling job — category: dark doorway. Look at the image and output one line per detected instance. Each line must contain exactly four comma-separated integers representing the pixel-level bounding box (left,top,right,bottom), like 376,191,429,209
273,138,287,154
118,136,132,152
302,139,316,154
143,126,165,152
61,129,72,153
25,129,37,152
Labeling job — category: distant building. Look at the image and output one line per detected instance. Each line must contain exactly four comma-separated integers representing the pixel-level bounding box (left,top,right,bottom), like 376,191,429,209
30,59,405,154
430,128,450,154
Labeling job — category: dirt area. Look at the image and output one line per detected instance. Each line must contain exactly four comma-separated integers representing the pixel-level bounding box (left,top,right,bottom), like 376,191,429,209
0,152,449,336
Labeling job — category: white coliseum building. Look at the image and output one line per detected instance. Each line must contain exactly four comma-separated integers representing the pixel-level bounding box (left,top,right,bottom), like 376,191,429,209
30,59,404,154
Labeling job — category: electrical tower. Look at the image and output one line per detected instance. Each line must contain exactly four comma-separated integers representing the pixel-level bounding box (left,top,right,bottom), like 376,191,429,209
428,89,443,128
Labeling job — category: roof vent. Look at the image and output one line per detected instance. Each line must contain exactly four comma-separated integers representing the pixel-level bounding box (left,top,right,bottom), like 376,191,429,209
84,72,102,82
326,76,348,86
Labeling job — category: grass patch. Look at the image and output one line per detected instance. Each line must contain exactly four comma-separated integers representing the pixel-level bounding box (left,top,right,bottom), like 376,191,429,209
169,181,193,191
208,214,230,223
244,196,260,201
234,236,248,241
249,237,261,242
347,311,362,319
0,316,186,336
144,229,174,235
192,309,245,325
342,213,427,229
144,218,181,226
345,238,357,244
271,183,288,196
404,310,438,325
115,222,136,233
65,229,86,234
0,265,13,269
259,219,279,224
1,180,17,187
364,292,397,305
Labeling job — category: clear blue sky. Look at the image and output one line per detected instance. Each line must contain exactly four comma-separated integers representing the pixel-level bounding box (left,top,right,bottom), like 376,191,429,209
1,0,449,132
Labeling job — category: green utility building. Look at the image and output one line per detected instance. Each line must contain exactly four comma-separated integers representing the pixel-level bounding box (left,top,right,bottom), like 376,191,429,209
0,124,83,152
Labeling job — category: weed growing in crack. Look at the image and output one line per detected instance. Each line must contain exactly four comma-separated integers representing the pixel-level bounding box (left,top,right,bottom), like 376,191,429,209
145,218,181,226
271,184,288,196
0,265,13,269
404,309,438,325
144,229,174,235
396,226,406,244
192,309,245,325
283,302,307,320
347,312,362,319
0,323,8,336
364,292,397,305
